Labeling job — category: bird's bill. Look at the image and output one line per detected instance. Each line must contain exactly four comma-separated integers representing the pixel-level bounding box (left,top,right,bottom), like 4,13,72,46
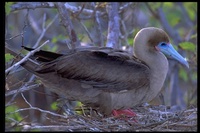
158,43,189,68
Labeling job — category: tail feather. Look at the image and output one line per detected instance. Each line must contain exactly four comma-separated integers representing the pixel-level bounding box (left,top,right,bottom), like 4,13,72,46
5,46,38,74
22,46,63,62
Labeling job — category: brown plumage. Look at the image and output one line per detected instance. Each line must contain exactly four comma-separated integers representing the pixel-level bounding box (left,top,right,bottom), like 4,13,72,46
6,27,189,115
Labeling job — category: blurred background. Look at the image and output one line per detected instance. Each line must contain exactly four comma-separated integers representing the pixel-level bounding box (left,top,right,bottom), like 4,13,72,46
5,2,197,128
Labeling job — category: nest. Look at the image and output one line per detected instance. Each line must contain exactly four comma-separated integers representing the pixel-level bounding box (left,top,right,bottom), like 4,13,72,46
18,104,197,132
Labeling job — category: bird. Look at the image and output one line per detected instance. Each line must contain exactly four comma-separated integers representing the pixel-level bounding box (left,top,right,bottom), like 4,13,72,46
6,27,189,117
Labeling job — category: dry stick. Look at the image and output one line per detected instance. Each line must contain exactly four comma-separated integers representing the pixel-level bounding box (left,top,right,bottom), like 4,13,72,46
106,2,120,49
80,21,94,44
5,40,49,73
10,2,56,12
23,125,88,131
9,92,68,119
64,3,104,16
91,2,104,47
32,14,58,48
56,2,80,49
5,84,40,97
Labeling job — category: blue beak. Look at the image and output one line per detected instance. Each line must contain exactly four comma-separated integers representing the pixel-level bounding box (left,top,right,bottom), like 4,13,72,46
157,43,189,68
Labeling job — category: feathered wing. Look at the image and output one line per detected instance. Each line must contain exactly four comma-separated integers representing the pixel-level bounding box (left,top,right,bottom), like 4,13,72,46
34,47,150,93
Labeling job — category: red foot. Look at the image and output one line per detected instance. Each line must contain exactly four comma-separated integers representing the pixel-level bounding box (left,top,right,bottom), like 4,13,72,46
112,109,137,122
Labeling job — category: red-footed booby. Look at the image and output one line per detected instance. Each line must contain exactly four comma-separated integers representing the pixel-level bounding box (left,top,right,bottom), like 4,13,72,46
6,27,189,116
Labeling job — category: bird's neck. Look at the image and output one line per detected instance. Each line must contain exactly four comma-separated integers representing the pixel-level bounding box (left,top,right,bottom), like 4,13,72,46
136,51,169,101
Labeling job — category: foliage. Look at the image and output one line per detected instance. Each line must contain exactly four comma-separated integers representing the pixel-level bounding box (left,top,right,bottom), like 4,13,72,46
5,53,14,63
179,42,196,52
50,101,59,111
5,2,15,16
6,105,23,122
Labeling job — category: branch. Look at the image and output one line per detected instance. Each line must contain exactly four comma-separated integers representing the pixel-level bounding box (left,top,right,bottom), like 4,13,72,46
56,2,80,49
23,125,88,131
106,2,120,48
91,2,104,47
177,2,193,28
145,3,159,19
32,14,58,48
119,19,129,46
10,2,55,12
6,93,68,119
5,40,49,73
10,2,106,20
157,7,182,44
5,83,40,97
64,3,105,17
80,21,94,44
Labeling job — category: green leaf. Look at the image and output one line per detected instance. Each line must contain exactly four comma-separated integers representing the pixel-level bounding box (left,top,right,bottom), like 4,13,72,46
191,72,197,81
5,2,14,15
51,101,58,110
183,2,197,21
179,67,188,82
51,35,66,43
190,34,197,39
6,105,23,122
179,42,196,51
51,37,58,43
5,53,14,62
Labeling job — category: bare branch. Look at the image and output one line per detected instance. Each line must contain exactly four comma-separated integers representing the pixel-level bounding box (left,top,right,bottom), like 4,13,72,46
5,84,40,97
32,14,58,48
177,2,194,28
91,2,104,47
64,3,105,17
10,2,55,12
80,21,94,44
5,32,24,41
145,3,159,19
7,107,68,119
157,7,182,44
106,2,120,48
119,19,129,46
10,2,106,20
56,2,80,49
5,40,49,73
23,125,88,131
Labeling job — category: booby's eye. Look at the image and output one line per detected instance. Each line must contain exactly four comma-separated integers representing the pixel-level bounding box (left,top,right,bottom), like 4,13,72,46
160,42,166,46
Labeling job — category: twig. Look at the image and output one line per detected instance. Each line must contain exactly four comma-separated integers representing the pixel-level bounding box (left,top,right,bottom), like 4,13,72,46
79,21,94,44
23,125,89,131
106,2,120,48
119,19,129,46
145,3,159,19
32,14,58,48
157,7,182,44
72,3,85,18
5,40,49,73
56,2,80,49
5,32,24,41
5,84,40,97
10,2,55,12
177,2,193,28
64,2,105,17
118,2,135,14
91,2,104,47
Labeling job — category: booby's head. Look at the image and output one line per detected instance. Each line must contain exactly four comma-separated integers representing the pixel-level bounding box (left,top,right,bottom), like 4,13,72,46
133,27,189,68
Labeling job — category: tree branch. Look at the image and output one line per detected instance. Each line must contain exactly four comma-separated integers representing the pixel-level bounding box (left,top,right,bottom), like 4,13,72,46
5,83,40,97
10,2,55,12
157,7,182,44
56,2,80,49
106,2,120,48
32,14,58,48
5,40,49,73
